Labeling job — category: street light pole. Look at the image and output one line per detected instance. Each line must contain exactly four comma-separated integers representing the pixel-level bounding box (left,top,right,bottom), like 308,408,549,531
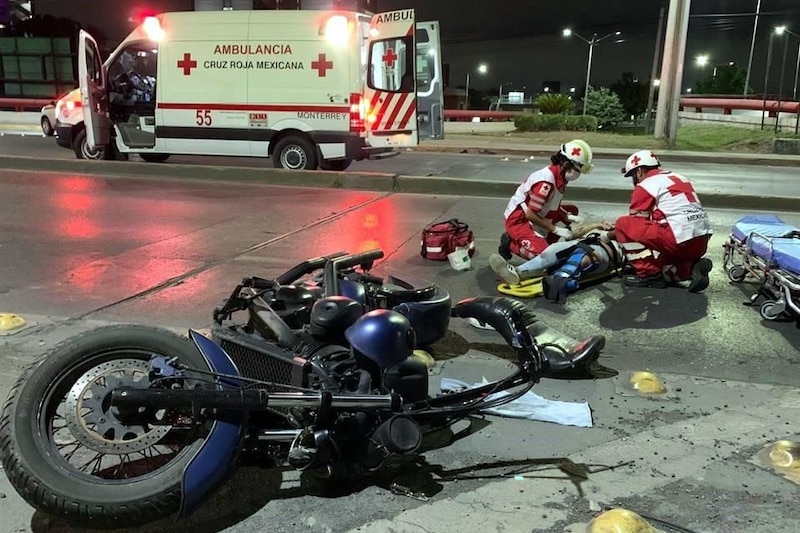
464,64,487,111
562,28,621,116
776,32,790,132
465,72,470,110
744,0,762,96
583,38,594,115
793,41,800,101
761,32,775,130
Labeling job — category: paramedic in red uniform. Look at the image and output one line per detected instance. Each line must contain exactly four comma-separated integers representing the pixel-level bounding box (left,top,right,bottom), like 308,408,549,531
606,150,713,292
497,140,594,261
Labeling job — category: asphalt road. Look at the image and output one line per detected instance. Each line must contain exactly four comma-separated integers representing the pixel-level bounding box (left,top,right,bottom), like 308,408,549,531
1,133,799,198
0,167,798,533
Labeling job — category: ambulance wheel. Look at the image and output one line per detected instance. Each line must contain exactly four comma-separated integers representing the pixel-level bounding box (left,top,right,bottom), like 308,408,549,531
759,300,783,321
273,136,318,171
72,128,103,160
139,153,171,163
320,159,352,172
727,265,747,283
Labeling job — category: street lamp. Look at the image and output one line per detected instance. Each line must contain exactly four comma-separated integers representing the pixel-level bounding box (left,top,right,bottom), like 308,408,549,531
562,28,623,115
777,27,800,102
696,54,718,78
498,81,514,104
465,63,487,110
761,26,787,129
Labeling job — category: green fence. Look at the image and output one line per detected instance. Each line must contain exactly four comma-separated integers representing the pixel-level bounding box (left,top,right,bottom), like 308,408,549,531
0,36,76,98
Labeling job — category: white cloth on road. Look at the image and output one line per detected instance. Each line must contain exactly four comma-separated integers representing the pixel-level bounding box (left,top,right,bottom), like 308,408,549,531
440,377,593,428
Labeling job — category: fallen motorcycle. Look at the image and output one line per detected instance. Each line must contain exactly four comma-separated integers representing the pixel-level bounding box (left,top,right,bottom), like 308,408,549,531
0,250,604,529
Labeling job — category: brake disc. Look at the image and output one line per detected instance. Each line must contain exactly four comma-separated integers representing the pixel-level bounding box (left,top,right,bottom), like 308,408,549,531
63,359,171,454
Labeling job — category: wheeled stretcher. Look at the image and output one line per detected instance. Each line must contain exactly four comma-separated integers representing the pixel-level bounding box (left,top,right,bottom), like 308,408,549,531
722,214,800,322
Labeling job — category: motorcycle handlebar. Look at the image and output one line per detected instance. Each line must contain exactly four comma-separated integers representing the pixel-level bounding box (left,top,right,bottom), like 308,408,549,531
324,250,385,297
275,251,348,285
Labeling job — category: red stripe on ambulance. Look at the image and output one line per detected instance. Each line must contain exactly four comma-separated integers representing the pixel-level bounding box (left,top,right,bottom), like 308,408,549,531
158,103,349,113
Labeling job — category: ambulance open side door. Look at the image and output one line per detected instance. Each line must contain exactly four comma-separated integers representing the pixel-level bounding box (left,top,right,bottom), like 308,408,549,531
415,21,444,140
366,9,418,148
78,29,111,152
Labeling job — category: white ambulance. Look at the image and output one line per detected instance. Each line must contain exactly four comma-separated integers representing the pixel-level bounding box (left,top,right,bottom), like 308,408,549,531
78,9,442,171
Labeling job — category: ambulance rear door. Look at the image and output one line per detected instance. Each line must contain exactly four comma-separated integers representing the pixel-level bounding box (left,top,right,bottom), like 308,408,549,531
365,9,417,148
78,29,112,151
415,21,444,140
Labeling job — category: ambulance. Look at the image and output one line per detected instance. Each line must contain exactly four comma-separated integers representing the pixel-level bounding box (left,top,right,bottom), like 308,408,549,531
78,8,443,171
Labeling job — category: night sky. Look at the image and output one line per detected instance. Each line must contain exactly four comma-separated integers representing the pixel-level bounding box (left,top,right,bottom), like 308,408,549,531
379,0,800,96
33,0,800,96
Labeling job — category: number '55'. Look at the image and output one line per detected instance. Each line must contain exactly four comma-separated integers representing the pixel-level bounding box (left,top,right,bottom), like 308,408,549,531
195,110,212,126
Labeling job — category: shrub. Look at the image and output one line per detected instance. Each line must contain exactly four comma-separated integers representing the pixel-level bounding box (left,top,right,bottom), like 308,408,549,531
514,113,598,132
584,87,626,127
563,115,598,131
535,93,574,114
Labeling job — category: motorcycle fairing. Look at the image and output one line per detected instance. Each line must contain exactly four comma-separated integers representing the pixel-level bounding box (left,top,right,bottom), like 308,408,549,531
178,330,246,518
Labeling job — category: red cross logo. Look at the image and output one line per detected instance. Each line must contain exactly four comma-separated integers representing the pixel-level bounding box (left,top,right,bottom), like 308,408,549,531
177,53,197,76
382,48,398,68
571,147,582,157
311,53,333,77
666,176,698,203
631,155,641,166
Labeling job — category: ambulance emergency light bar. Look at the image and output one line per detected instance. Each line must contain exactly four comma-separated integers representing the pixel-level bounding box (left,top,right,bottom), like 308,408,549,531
143,16,165,41
320,14,354,45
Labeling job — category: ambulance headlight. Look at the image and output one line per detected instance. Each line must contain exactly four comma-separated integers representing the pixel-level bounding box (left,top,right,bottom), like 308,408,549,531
324,15,351,45
143,16,165,41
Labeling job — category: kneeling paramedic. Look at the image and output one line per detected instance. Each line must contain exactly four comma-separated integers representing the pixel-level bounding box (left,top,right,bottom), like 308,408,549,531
605,150,713,292
495,140,595,264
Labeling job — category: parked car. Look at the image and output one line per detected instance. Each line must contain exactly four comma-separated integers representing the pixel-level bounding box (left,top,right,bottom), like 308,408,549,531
52,88,103,160
39,90,74,136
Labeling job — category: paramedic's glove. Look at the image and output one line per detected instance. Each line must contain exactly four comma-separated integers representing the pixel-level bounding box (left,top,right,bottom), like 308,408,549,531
553,226,574,240
566,213,584,226
597,230,611,244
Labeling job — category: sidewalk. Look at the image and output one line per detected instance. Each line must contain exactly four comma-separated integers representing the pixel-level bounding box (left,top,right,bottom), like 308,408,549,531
414,134,800,166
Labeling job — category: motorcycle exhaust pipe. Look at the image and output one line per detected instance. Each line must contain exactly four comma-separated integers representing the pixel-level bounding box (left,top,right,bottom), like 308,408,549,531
111,388,403,412
258,429,302,442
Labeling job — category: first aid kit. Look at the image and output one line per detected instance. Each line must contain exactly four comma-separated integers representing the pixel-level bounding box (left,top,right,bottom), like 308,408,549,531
420,219,476,261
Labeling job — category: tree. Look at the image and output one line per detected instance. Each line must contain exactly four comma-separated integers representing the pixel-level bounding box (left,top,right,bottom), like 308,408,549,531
693,65,748,95
610,72,649,122
584,87,626,128
535,93,574,114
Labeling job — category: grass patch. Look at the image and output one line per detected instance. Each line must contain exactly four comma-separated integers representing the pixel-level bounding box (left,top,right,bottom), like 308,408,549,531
449,124,800,153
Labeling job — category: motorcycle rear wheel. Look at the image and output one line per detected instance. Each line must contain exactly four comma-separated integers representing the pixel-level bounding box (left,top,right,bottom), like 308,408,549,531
0,325,215,529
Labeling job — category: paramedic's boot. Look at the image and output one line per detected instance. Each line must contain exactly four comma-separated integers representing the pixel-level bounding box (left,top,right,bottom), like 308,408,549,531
490,253,520,285
498,233,512,260
688,257,713,293
623,272,667,289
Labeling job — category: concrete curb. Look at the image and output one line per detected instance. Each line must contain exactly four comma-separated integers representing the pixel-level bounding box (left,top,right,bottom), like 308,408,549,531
411,143,800,168
1,155,797,212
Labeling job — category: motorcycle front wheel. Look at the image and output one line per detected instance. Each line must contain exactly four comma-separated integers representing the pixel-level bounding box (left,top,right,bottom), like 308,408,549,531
0,325,217,529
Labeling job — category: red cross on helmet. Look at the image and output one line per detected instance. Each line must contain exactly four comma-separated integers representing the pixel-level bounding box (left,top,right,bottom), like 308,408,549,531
559,139,594,174
622,149,661,177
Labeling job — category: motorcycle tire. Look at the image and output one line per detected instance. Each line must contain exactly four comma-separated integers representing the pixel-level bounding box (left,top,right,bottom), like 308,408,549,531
0,325,216,529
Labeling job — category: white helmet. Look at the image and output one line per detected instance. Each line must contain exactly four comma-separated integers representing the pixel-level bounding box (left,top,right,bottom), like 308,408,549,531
622,150,661,177
560,139,594,174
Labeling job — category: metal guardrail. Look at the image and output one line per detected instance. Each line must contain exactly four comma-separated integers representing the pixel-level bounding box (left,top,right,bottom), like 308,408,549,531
0,97,53,111
679,97,800,115
443,109,518,122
